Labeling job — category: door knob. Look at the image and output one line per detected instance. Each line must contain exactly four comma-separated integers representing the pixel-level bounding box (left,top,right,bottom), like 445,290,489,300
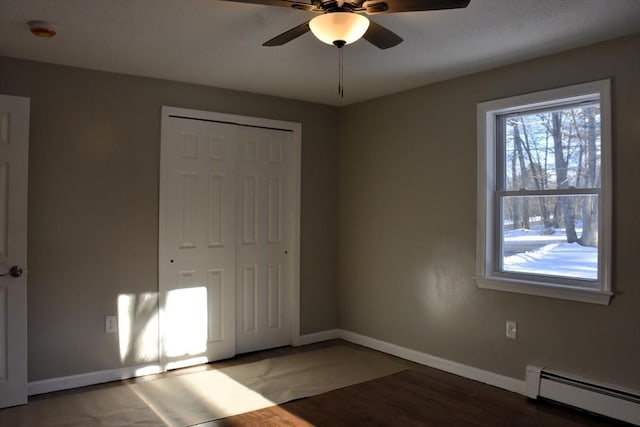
0,266,23,278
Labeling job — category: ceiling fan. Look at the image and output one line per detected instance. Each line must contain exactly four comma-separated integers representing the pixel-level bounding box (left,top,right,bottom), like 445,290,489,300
222,0,471,49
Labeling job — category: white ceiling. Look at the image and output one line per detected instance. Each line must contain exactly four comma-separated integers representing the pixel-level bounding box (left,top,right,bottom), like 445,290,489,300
1,0,639,106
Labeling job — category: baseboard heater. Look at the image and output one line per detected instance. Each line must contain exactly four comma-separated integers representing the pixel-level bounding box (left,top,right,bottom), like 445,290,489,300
525,365,640,425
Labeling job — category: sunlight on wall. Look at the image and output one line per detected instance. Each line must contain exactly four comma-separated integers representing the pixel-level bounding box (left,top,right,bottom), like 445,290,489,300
419,252,472,320
117,292,159,363
164,286,208,358
137,293,160,361
118,294,134,362
117,287,210,369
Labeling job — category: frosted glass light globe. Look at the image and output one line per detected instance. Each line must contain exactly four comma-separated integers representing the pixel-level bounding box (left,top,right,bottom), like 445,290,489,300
309,12,370,46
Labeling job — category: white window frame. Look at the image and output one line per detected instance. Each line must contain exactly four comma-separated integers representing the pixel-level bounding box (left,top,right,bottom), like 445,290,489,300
476,79,612,305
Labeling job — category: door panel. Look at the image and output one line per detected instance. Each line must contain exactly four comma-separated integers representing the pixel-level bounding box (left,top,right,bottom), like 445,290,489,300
236,126,292,354
0,94,29,408
159,118,237,369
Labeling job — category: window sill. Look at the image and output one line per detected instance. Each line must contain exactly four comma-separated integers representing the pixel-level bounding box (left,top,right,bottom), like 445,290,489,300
476,276,612,305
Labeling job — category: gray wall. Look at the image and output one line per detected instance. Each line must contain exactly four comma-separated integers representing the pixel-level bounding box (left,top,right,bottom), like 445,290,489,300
1,33,638,390
0,57,340,381
338,34,640,390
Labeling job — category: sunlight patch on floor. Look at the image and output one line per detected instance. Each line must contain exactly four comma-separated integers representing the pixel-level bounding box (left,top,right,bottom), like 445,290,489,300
128,368,277,427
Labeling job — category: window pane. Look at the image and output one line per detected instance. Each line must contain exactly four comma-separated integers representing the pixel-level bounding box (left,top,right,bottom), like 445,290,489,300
500,195,598,280
502,103,601,191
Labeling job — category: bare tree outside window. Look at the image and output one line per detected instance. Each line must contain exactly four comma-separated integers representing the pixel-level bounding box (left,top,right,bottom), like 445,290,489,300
500,102,600,279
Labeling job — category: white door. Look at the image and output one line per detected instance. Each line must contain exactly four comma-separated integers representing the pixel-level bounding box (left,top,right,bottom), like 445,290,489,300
159,107,300,368
0,94,29,408
159,116,238,369
236,126,292,354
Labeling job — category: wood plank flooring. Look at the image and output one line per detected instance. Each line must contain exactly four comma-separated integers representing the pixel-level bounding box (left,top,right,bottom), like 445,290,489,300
208,368,630,426
201,341,632,427
6,340,633,426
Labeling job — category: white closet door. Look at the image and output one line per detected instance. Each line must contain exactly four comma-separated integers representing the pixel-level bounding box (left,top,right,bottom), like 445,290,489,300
0,94,29,408
160,107,299,368
159,117,237,369
236,126,292,354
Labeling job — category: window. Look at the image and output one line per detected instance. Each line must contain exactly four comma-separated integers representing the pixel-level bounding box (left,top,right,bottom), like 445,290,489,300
476,80,612,304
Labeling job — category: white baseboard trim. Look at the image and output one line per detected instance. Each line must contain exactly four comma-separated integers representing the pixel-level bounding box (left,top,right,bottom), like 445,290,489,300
28,363,162,396
31,329,524,397
297,329,341,346
337,330,524,395
29,329,339,395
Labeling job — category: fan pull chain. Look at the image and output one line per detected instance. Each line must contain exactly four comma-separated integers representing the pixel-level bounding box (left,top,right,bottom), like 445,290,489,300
338,46,344,98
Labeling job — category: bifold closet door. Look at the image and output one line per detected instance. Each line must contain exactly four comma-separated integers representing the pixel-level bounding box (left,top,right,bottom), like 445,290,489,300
160,112,294,369
159,118,238,368
235,126,292,354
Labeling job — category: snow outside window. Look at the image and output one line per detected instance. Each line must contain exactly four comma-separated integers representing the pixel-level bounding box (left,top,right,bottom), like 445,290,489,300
476,80,612,305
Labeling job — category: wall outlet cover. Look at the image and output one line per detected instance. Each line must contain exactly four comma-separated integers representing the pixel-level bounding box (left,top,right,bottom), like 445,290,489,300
105,315,117,333
506,320,517,340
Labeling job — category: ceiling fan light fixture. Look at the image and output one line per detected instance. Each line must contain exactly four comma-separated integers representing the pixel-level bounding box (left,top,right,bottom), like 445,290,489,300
309,12,370,47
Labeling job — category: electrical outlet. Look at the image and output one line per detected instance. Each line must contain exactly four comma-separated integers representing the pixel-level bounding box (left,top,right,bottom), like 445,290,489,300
506,320,517,340
105,315,117,333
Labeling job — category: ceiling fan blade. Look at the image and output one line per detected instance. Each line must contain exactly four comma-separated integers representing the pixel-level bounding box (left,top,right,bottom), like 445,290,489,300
263,20,312,46
362,0,470,14
363,20,403,49
221,0,317,11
